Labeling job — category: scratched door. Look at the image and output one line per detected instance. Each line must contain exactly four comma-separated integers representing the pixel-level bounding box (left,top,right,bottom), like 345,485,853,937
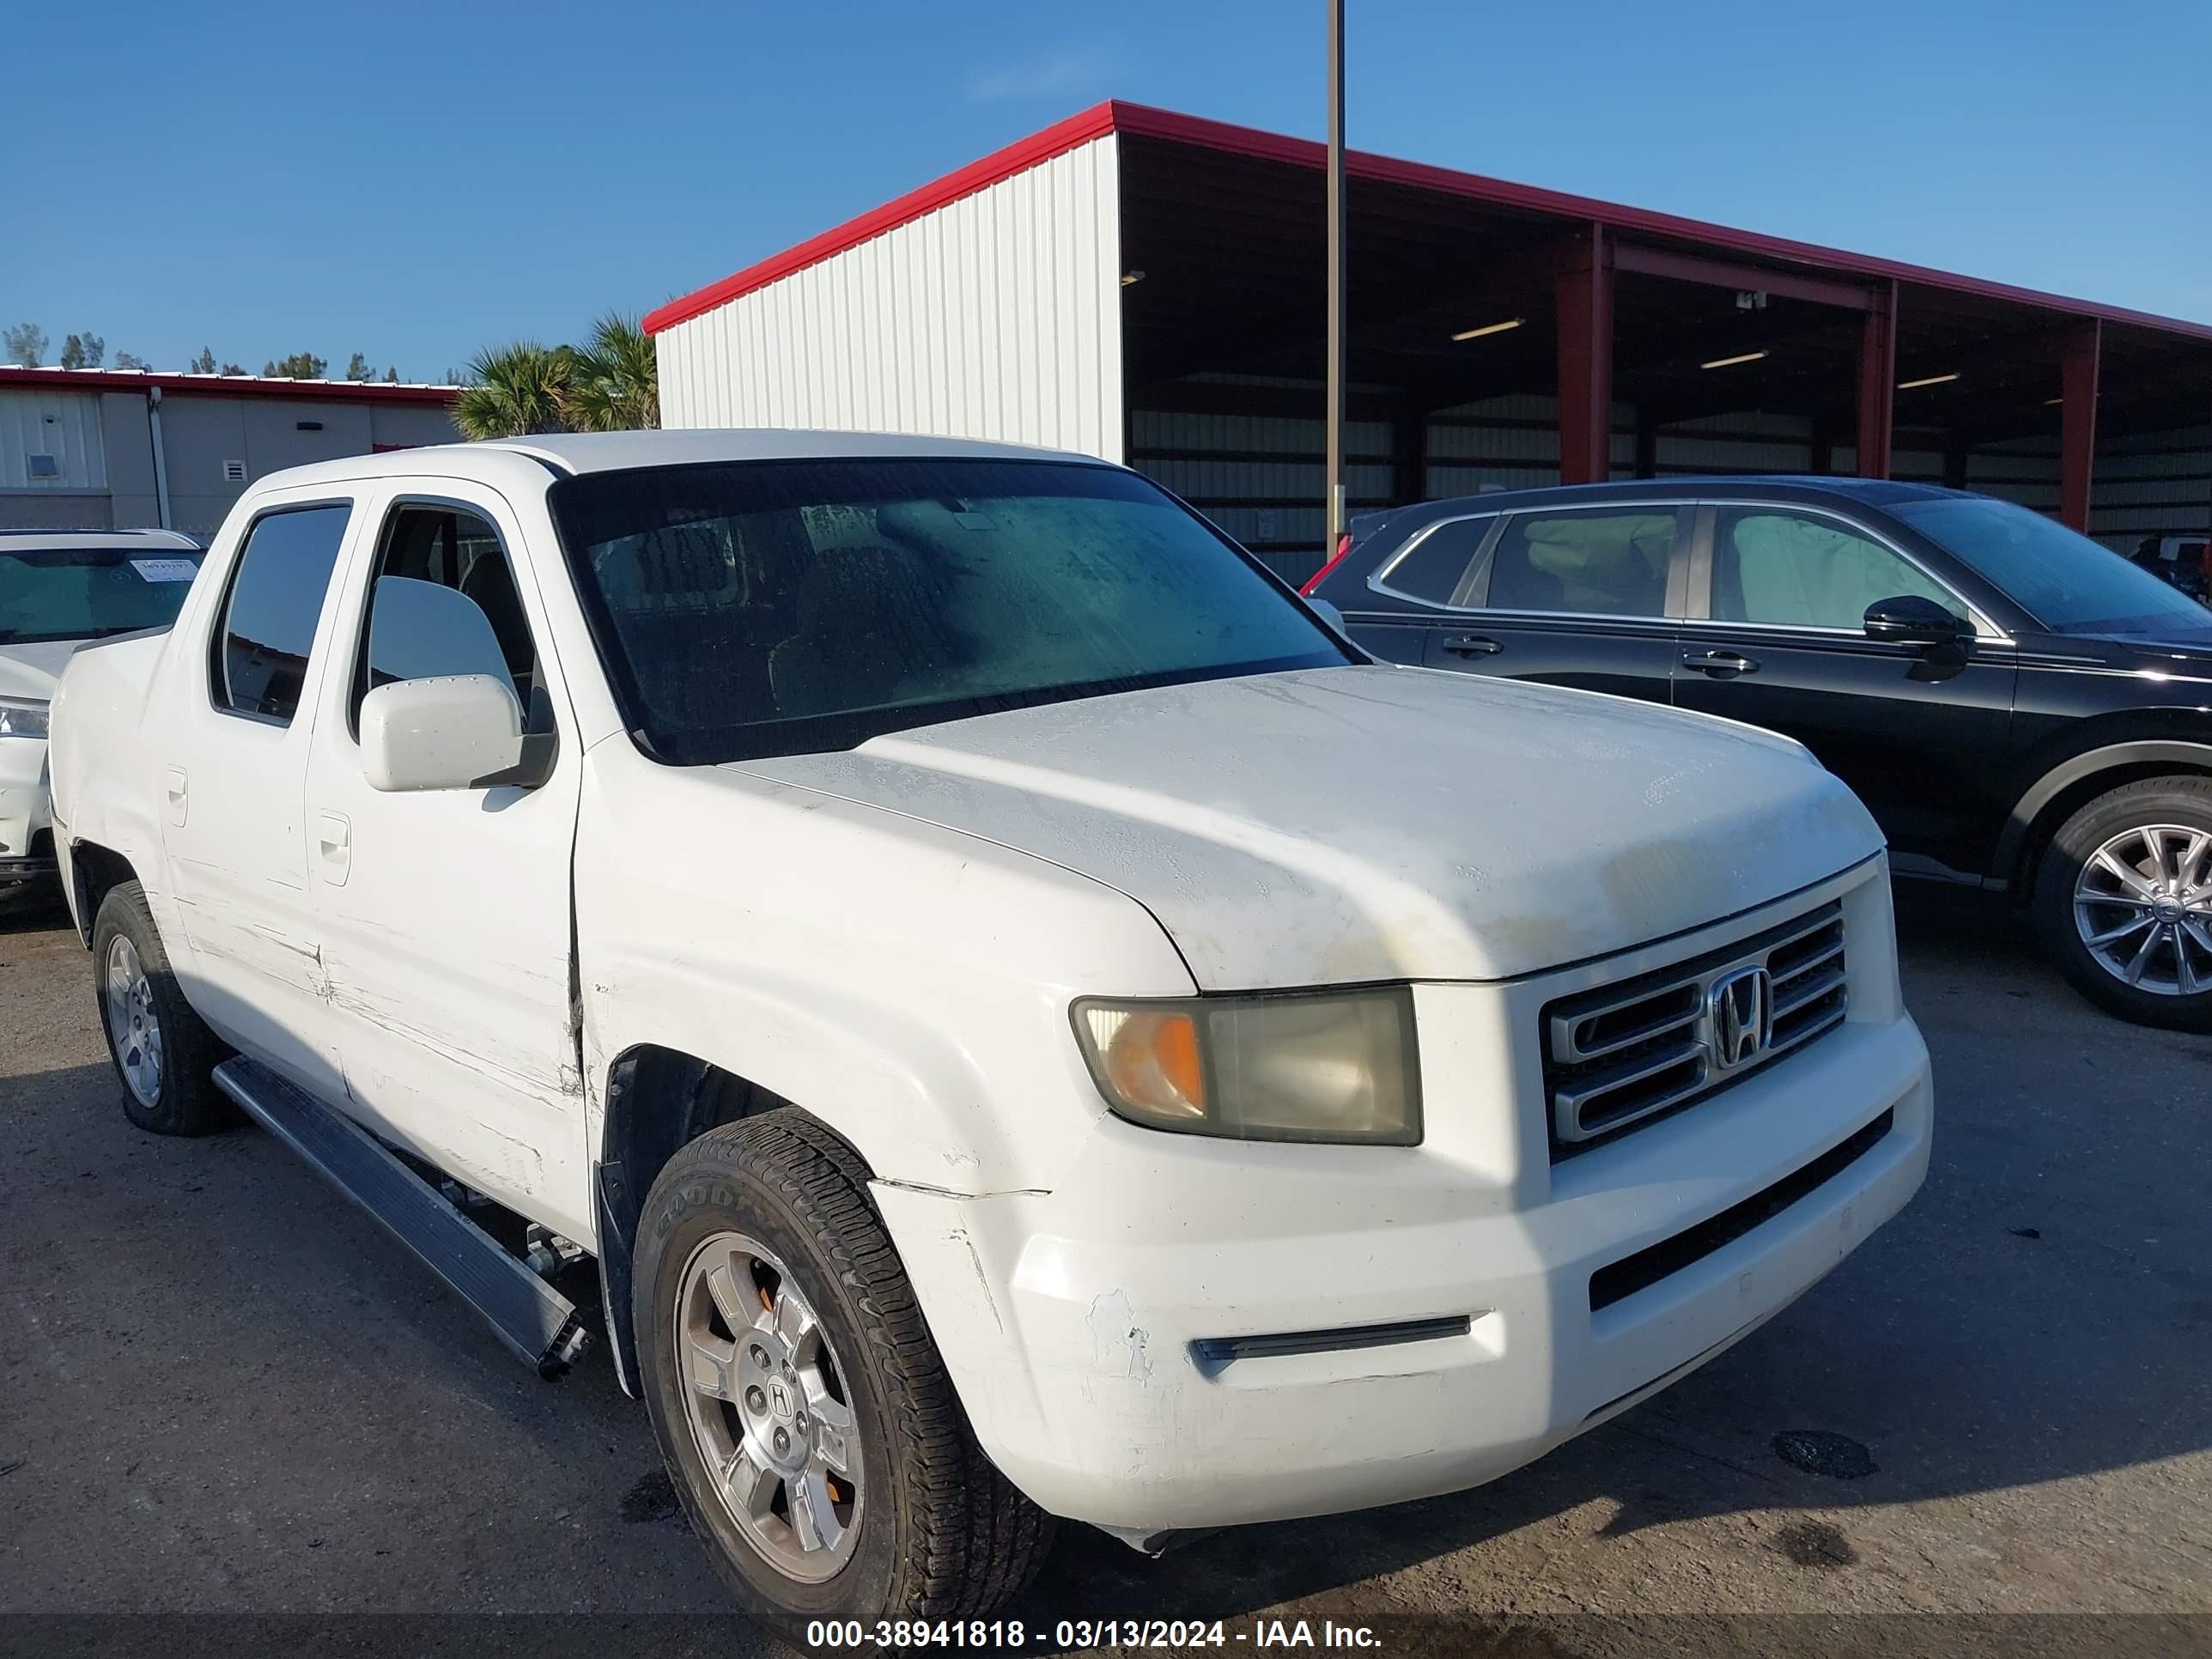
299,483,592,1242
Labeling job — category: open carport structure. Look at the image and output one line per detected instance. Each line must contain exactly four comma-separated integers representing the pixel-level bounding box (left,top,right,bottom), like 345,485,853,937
647,101,2212,580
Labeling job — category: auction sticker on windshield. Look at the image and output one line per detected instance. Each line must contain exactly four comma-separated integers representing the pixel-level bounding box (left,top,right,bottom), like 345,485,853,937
129,558,200,582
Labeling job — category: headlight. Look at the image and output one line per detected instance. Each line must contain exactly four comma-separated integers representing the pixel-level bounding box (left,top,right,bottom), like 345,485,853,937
1073,987,1421,1145
0,697,50,739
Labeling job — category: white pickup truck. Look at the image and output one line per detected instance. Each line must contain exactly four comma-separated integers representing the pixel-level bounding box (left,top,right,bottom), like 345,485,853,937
49,430,1931,1638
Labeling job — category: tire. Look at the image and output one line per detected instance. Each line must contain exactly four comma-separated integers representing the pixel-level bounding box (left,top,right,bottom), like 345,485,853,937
633,1110,1051,1642
2033,774,2212,1030
90,880,230,1134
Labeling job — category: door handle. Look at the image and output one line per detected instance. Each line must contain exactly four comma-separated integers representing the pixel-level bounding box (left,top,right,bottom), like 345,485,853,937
1440,635,1503,658
163,766,188,827
1682,649,1759,676
315,811,352,887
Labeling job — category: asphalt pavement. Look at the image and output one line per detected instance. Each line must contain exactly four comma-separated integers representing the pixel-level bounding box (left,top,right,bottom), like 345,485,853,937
2,886,2207,1656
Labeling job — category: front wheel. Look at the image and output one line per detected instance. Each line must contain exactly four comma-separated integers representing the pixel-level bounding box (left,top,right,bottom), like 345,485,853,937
632,1111,1051,1642
2034,775,2212,1030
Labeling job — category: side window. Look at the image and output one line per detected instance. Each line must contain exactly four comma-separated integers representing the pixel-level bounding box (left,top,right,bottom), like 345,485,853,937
1713,508,1959,630
350,503,553,737
1374,517,1489,605
214,504,354,723
1484,509,1678,617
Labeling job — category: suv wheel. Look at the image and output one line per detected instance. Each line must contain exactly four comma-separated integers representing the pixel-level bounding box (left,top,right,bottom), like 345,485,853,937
91,880,229,1134
2035,775,2212,1030
633,1111,1051,1641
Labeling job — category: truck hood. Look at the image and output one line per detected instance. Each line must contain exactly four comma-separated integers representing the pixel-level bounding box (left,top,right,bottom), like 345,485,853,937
734,665,1883,988
0,641,79,702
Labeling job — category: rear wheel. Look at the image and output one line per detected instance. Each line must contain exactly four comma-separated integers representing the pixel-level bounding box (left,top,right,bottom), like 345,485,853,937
91,881,229,1134
633,1112,1051,1643
2034,775,2212,1030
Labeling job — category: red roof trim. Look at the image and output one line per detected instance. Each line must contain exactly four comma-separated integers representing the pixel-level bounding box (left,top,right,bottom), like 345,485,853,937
0,367,460,406
647,98,2212,348
643,102,1121,335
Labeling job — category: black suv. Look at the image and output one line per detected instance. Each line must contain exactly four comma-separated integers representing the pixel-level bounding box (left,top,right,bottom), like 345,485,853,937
1306,477,2212,1030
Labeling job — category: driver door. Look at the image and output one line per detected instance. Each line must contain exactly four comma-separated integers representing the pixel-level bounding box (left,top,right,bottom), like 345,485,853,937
1672,501,2018,878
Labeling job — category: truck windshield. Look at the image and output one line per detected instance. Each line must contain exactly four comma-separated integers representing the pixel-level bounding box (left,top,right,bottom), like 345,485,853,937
549,457,1350,764
1891,496,2212,642
0,546,205,644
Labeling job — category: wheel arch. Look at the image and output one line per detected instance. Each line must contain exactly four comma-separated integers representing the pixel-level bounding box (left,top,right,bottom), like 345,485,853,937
69,839,143,949
1998,740,2212,903
592,1044,876,1398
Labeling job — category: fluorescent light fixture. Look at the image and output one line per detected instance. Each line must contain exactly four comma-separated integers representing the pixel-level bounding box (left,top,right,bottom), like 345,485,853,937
2043,396,2064,405
1897,373,1960,390
1450,318,1524,341
1121,270,1146,287
1700,350,1769,369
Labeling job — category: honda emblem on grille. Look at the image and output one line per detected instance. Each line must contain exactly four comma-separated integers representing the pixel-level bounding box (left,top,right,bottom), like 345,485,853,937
1706,965,1772,1072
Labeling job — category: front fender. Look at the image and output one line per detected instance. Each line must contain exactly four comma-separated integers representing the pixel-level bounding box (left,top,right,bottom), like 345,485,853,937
574,744,1196,1198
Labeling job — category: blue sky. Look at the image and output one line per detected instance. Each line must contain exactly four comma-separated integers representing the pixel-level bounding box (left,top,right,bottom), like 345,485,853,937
7,0,2208,380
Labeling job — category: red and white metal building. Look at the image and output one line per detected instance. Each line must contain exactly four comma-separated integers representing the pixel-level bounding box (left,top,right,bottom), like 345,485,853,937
646,101,2212,580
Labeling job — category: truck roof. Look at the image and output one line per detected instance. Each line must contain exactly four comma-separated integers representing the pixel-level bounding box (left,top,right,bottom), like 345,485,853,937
235,428,1099,495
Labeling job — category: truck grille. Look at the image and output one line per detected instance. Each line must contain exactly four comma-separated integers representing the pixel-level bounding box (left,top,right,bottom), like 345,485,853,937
1543,899,1847,1156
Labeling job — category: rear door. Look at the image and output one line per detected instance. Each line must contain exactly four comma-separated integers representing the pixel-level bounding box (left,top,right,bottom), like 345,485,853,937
1419,501,1689,704
1334,514,1496,665
1673,501,2019,877
158,493,360,1098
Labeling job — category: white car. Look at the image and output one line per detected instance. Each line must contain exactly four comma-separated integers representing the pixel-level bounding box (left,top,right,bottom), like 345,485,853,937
47,432,1931,1641
0,528,204,900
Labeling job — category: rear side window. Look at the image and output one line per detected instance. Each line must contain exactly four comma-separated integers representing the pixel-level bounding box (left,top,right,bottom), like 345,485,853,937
212,505,352,724
1374,517,1489,605
1485,508,1677,617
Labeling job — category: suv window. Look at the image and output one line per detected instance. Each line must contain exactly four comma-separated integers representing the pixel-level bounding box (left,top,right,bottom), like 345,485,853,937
1713,507,1956,631
1375,517,1488,605
213,505,353,723
349,503,551,735
1485,508,1676,617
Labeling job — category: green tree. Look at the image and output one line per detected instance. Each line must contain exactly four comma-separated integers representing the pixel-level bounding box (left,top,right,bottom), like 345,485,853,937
560,311,659,432
264,351,327,379
59,332,105,369
218,362,246,376
3,322,48,367
188,347,218,374
112,351,150,371
452,343,575,440
343,351,376,381
383,366,399,383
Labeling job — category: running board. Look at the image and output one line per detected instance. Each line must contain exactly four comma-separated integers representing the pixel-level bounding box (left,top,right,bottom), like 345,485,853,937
213,1057,591,1378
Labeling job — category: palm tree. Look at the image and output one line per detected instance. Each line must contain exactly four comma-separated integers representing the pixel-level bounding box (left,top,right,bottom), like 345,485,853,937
453,342,574,440
562,312,659,432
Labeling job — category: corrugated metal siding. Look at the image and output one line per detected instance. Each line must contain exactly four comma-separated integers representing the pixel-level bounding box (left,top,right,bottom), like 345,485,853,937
656,136,1123,461
2091,424,2212,548
0,389,106,489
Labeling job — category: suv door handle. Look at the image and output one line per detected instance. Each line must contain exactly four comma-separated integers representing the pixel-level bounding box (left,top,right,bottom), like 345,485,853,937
1440,635,1503,657
163,766,188,827
1682,648,1759,676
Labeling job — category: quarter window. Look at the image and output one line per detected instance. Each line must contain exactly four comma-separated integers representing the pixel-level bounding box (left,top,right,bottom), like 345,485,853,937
213,505,353,723
1376,517,1488,605
1712,507,1957,631
1485,509,1678,617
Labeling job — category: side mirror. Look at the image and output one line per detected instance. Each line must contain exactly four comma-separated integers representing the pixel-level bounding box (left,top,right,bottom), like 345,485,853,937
361,674,524,792
1863,593,1972,647
1307,597,1346,634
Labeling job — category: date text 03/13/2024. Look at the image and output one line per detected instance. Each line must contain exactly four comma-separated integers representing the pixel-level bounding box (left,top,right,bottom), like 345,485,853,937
805,1619,1385,1649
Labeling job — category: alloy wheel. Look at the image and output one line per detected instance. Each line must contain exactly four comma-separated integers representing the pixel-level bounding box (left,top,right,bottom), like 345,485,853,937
2072,823,2212,996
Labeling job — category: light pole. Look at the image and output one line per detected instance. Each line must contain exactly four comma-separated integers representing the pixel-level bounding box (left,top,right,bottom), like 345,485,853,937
1324,0,1347,553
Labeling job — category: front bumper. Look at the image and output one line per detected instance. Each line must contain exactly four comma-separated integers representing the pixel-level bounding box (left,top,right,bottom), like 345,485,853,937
0,743,56,884
876,862,1932,1533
